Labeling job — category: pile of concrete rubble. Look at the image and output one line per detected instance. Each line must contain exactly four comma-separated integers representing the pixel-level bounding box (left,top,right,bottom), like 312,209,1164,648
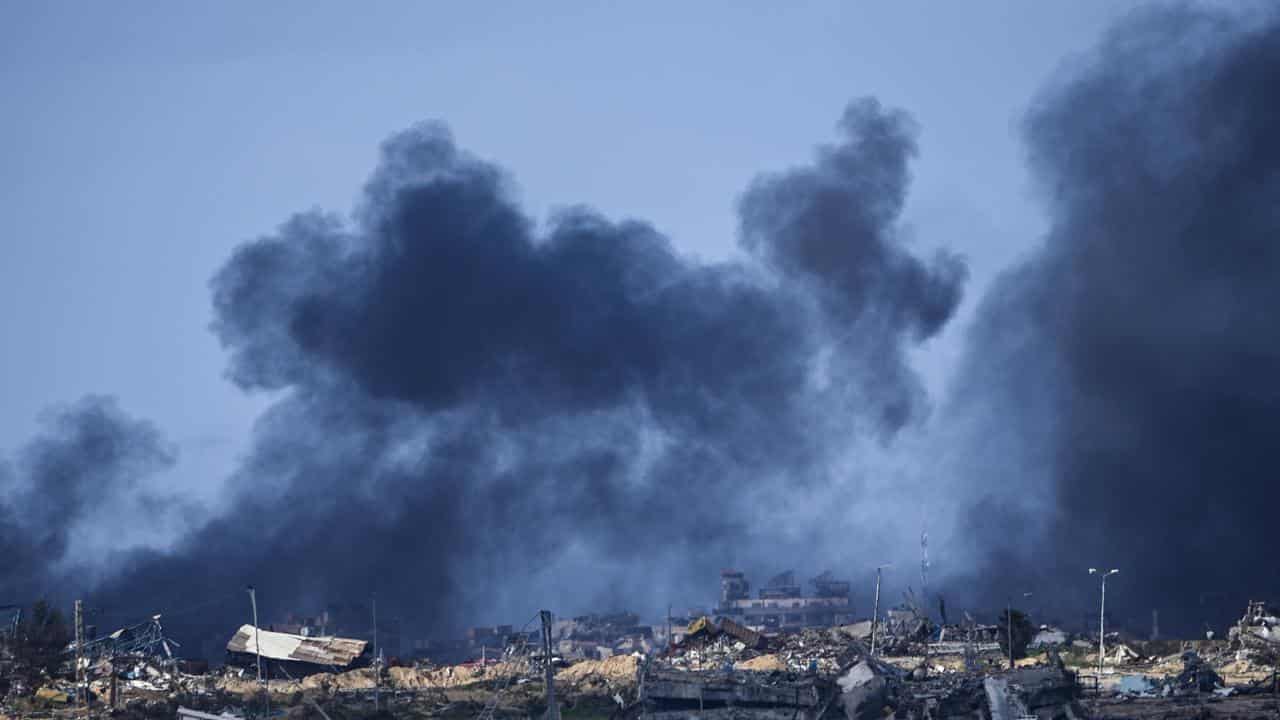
667,618,890,675
632,655,1084,720
1230,600,1280,662
1114,651,1225,697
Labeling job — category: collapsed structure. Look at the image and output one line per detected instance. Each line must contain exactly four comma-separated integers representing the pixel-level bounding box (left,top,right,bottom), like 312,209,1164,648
224,624,368,676
4,598,1280,718
552,612,656,659
1229,600,1280,657
634,629,1087,720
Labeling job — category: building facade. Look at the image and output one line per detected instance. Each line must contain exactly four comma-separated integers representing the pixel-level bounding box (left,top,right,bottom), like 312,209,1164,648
716,570,856,631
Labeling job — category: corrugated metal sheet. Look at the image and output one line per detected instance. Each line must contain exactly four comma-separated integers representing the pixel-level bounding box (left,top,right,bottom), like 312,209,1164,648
225,624,367,667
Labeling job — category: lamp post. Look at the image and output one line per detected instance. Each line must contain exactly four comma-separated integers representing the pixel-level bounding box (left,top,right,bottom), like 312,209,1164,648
247,585,267,718
1089,568,1119,677
1007,592,1032,669
870,564,891,657
246,586,262,684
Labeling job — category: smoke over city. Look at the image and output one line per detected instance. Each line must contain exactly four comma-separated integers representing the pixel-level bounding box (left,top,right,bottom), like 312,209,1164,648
1,1,1277,651
0,396,177,603
944,2,1280,633
2,98,964,646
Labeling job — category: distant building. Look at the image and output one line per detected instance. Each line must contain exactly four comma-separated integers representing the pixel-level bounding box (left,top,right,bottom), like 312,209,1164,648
716,569,856,631
271,603,402,658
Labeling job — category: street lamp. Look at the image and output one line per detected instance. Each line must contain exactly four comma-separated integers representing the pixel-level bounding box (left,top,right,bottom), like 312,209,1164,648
1008,592,1033,669
1088,568,1119,677
870,564,892,657
246,585,268,718
246,586,262,684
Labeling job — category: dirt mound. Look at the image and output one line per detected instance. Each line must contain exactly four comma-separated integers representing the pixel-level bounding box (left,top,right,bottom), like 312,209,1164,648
737,654,785,671
556,654,639,687
300,672,336,692
392,661,527,689
214,676,261,697
332,668,377,690
388,666,430,689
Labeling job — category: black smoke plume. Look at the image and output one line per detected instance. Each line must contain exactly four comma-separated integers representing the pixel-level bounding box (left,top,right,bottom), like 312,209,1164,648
948,3,1280,635
54,99,962,649
0,396,176,605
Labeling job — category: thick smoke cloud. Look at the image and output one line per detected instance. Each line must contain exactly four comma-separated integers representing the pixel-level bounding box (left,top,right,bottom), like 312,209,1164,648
59,98,962,648
949,3,1280,634
0,396,176,604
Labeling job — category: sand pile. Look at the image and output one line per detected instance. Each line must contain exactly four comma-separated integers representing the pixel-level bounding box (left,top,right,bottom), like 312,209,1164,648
332,668,377,690
390,661,527,689
737,654,785,671
556,654,639,688
300,672,336,692
215,675,293,697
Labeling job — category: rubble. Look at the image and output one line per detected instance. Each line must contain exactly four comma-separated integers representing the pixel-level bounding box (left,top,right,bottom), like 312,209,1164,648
668,619,881,675
1108,642,1143,665
551,611,659,660
1169,651,1224,695
835,654,1083,720
1229,600,1280,652
636,667,835,720
776,627,869,674
1030,626,1070,648
986,667,1085,720
837,660,895,720
3,600,1274,720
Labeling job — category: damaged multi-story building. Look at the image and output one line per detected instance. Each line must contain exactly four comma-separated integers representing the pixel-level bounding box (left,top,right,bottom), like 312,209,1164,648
716,570,857,631
552,612,658,659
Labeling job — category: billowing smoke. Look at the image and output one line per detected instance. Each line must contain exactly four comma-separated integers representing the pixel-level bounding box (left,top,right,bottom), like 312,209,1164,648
23,98,961,648
13,2,1275,650
945,3,1280,634
0,396,176,605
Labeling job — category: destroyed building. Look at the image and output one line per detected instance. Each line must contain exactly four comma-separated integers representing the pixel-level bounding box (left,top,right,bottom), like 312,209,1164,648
553,612,657,659
224,624,368,676
73,616,180,665
717,570,857,631
1229,600,1280,653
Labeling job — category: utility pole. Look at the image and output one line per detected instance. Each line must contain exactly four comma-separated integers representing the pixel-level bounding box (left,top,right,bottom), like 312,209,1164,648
540,610,560,720
247,586,263,683
870,564,891,657
1089,569,1119,678
1007,598,1013,670
74,599,84,710
372,595,380,712
1007,592,1032,670
920,530,933,671
109,653,119,710
247,585,267,718
667,604,673,652
920,528,930,611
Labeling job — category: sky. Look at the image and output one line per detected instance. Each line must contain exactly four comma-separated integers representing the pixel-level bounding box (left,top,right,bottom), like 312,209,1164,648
0,0,1136,507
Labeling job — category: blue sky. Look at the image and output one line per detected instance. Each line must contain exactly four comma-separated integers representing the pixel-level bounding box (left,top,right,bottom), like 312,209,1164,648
1,1,1138,505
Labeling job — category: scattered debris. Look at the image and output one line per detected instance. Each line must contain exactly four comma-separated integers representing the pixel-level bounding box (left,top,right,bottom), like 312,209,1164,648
636,667,834,720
